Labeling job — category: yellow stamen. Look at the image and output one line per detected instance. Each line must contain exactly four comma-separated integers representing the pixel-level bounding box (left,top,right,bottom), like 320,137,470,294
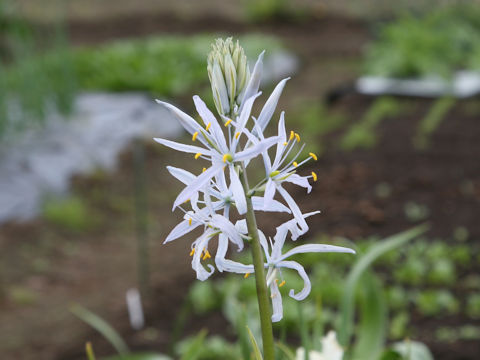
309,152,318,161
224,119,233,127
279,280,286,287
202,250,211,260
188,218,192,226
194,152,202,159
223,153,233,163
311,171,318,182
189,248,195,256
293,161,298,167
283,142,288,146
244,273,251,279
192,132,199,141
295,133,301,142
206,122,212,130
202,167,206,173
235,132,241,139
289,131,295,141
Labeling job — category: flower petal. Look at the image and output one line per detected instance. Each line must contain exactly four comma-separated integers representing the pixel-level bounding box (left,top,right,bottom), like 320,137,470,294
235,135,280,162
257,77,290,133
263,178,276,211
277,186,308,236
173,165,222,209
229,166,247,215
164,218,201,243
252,196,290,213
154,138,210,156
240,51,264,110
167,166,196,186
193,95,228,152
270,280,284,322
284,174,312,193
277,260,311,300
211,214,244,251
280,244,355,262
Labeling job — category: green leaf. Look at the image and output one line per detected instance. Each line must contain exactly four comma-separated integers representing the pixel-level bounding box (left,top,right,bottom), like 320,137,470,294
179,329,208,360
275,342,296,360
70,304,129,355
352,273,387,360
246,326,263,360
338,224,429,347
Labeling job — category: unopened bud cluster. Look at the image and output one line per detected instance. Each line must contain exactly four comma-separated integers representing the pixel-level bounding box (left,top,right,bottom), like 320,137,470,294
207,37,250,117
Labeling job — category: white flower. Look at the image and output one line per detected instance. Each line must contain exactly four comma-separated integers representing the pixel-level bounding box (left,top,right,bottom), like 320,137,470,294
217,213,355,322
154,94,280,213
296,331,344,360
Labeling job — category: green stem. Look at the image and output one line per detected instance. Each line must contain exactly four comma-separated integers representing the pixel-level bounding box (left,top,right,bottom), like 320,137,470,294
239,164,275,360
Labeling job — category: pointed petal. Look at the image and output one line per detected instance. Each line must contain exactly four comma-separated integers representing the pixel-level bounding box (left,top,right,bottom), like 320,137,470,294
192,95,228,152
211,214,244,251
164,218,201,243
257,78,290,132
167,166,196,186
235,135,280,162
277,260,311,300
173,165,221,209
273,112,287,168
240,51,264,110
215,233,229,273
154,138,210,156
229,166,247,215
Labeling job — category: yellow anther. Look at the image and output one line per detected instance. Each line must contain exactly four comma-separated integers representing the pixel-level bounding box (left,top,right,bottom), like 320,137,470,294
223,153,233,163
235,132,241,139
188,218,192,226
206,122,212,130
283,142,288,146
275,279,279,284
194,153,202,159
289,131,294,141
295,133,301,142
202,250,211,260
293,161,298,167
309,152,318,161
244,273,251,279
202,167,206,173
311,171,318,182
224,119,233,127
192,132,199,141
189,248,195,256
279,280,286,287
270,170,280,178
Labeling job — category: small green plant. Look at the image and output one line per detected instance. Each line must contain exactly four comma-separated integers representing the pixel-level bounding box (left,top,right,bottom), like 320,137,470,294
43,196,94,232
340,97,401,151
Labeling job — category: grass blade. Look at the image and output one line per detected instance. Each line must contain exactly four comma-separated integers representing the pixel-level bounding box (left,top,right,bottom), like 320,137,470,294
70,304,130,355
247,325,264,360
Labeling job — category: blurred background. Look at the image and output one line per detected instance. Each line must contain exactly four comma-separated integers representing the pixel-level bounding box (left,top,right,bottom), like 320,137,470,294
0,0,479,359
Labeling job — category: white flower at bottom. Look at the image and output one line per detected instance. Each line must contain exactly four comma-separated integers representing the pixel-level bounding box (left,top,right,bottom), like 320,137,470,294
296,331,344,360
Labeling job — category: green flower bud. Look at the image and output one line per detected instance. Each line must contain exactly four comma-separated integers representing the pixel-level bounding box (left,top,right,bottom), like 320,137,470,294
207,38,250,118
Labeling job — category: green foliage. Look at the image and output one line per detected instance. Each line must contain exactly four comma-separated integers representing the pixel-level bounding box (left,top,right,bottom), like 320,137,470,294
466,293,480,319
413,97,455,149
415,290,459,316
294,102,347,156
175,331,242,360
244,0,290,22
340,97,401,151
42,196,94,232
71,304,130,355
364,4,480,78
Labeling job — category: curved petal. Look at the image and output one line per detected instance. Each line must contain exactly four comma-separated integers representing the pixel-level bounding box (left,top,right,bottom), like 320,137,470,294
272,112,287,169
211,214,244,251
192,232,215,281
277,260,311,301
235,135,280,162
281,244,355,262
283,174,312,193
277,186,308,236
215,233,229,272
